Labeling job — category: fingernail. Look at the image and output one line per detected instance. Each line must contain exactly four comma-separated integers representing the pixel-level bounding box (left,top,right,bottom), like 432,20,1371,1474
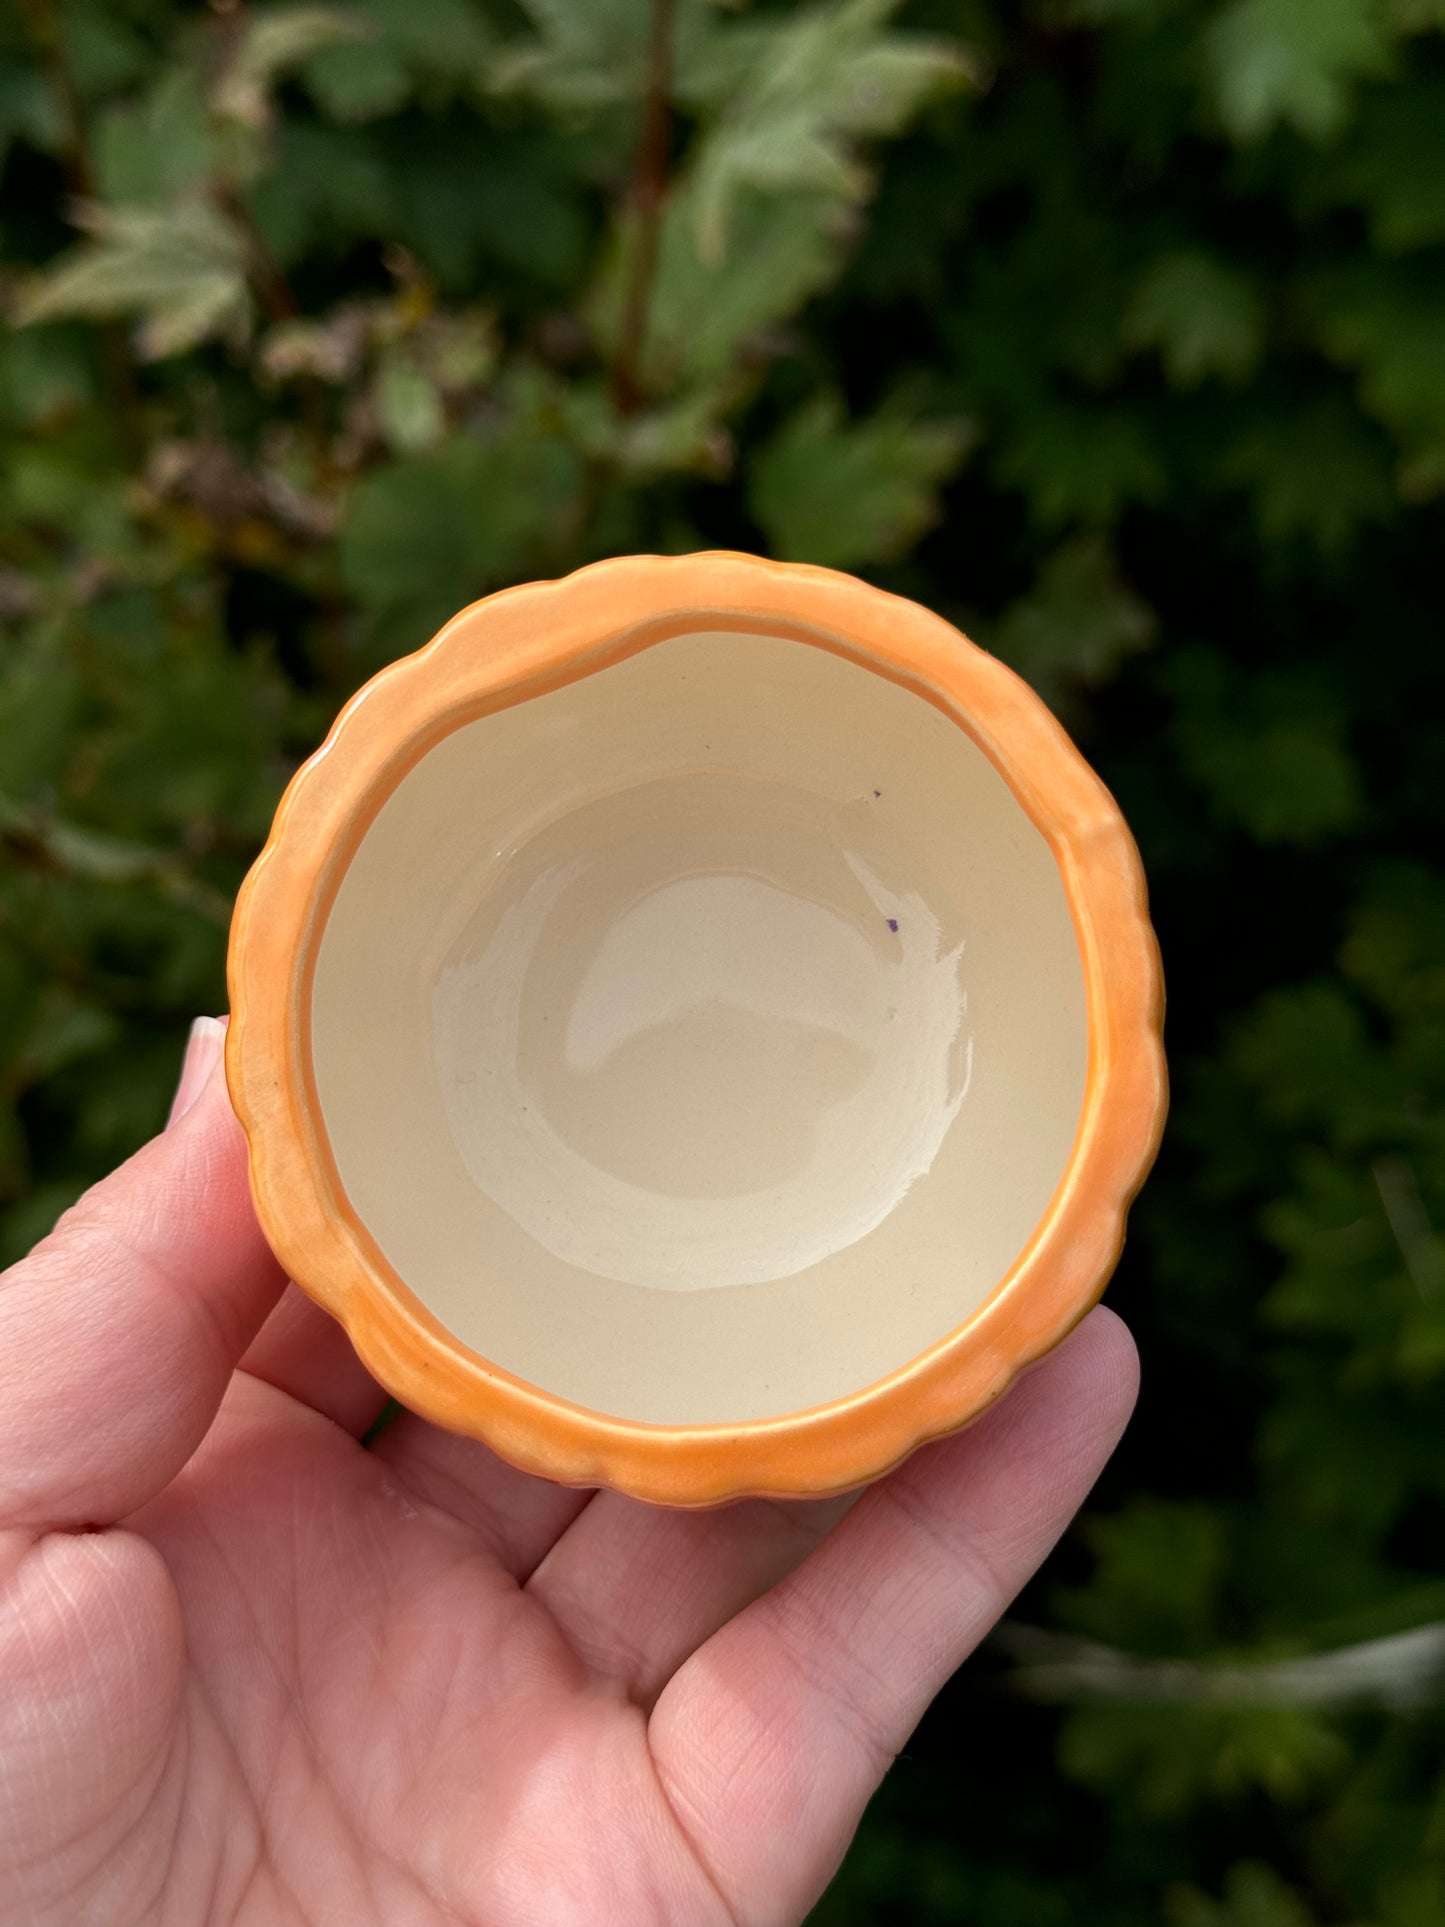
167,1015,228,1128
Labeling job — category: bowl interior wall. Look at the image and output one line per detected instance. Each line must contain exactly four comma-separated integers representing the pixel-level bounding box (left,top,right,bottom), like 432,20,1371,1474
311,628,1088,1424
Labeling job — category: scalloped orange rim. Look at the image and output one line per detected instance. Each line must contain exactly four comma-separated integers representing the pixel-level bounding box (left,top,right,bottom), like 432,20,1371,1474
227,552,1166,1506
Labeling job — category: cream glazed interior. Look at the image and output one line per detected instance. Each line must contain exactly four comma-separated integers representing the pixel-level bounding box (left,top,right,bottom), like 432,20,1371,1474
310,627,1089,1425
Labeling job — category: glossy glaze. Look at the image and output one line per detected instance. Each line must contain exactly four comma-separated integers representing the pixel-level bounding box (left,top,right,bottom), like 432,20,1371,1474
228,553,1166,1503
310,630,1086,1423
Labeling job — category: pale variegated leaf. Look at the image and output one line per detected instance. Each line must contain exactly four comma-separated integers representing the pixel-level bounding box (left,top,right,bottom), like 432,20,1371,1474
212,6,367,127
374,352,446,453
489,0,657,108
686,0,971,259
595,184,848,394
14,203,250,360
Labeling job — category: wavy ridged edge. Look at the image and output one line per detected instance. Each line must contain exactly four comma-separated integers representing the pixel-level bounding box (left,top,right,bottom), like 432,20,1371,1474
227,552,1167,1506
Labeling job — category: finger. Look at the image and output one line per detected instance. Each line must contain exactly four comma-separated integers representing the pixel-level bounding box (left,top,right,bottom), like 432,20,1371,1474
175,1019,386,1436
649,1308,1139,1927
371,1415,593,1580
238,1283,388,1436
167,1013,228,1125
527,1490,852,1708
0,1033,286,1535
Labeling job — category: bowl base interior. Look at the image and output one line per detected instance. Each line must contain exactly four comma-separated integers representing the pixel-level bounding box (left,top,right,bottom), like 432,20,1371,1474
432,765,973,1295
311,628,1087,1424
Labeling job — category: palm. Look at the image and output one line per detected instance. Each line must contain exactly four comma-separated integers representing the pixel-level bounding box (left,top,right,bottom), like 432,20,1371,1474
0,1039,1136,1927
121,1378,822,1925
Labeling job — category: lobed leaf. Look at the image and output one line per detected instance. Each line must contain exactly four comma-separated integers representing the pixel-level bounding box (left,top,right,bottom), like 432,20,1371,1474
212,6,367,128
13,202,250,360
747,391,970,570
1205,0,1394,142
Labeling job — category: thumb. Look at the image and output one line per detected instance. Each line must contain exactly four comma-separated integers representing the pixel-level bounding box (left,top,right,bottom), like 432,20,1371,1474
0,1019,286,1536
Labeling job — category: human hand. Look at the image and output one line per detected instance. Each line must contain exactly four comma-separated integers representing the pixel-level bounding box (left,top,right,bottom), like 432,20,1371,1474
0,1017,1137,1927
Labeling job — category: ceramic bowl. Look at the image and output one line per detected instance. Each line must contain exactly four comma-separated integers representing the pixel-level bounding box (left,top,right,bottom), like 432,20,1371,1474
227,552,1165,1504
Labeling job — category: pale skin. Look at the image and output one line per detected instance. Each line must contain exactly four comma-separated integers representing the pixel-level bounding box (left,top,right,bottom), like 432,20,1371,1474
0,1018,1138,1927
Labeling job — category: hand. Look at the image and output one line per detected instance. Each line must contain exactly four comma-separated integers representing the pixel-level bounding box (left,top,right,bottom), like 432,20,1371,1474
0,1018,1137,1927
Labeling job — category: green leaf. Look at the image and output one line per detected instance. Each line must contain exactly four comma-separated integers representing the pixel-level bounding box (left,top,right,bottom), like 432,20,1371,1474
61,1,152,96
489,0,656,110
13,202,250,360
211,6,367,127
1125,250,1265,387
988,536,1156,703
84,623,302,847
1340,862,1445,1018
1310,263,1445,492
339,412,583,649
683,0,969,261
1220,395,1396,550
384,124,591,292
11,988,122,1092
0,625,82,799
1059,0,1181,18
1060,1703,1349,1814
300,0,495,116
992,403,1165,528
373,351,446,453
1168,1861,1323,1927
556,380,733,481
1062,1499,1231,1654
1316,77,1445,253
1378,1868,1445,1927
1386,0,1445,25
248,121,399,267
301,37,413,122
607,185,847,395
1205,0,1393,143
0,792,230,923
1164,653,1365,846
0,62,63,166
0,328,94,431
95,69,216,205
357,0,494,76
747,392,969,569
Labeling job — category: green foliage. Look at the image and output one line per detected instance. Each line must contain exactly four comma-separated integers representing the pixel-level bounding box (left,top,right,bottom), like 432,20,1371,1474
1163,652,1365,846
2,1,1443,1922
1204,0,1393,142
678,0,969,259
1168,1860,1329,1927
747,392,970,568
1125,251,1266,389
986,534,1156,703
15,201,251,358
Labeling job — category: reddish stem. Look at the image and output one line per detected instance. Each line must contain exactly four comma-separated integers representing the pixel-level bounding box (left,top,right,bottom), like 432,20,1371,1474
610,0,676,416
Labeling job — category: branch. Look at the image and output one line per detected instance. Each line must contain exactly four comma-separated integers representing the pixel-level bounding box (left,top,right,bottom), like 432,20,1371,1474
0,793,232,928
991,1619,1445,1713
610,0,676,416
15,0,96,196
212,179,299,325
205,1,300,326
1374,1155,1445,1298
16,0,142,454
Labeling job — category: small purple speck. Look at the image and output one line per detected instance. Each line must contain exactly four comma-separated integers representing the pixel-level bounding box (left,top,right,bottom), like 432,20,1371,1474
873,788,882,798
886,917,899,933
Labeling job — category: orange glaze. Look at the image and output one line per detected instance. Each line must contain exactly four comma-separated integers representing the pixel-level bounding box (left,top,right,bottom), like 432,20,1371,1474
226,553,1167,1506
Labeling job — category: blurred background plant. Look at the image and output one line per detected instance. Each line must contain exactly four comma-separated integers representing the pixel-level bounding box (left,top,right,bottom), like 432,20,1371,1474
1,0,1443,1919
